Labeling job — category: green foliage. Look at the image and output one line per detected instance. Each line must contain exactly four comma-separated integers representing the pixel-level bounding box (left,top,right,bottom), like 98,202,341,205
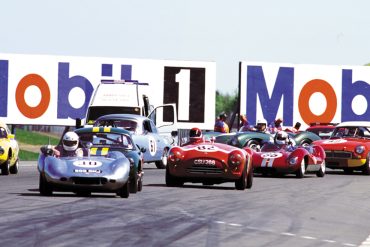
215,90,238,118
19,149,39,161
15,128,59,145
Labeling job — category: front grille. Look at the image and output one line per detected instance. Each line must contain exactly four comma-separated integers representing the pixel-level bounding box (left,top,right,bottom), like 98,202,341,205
71,177,108,185
186,166,223,174
325,151,352,159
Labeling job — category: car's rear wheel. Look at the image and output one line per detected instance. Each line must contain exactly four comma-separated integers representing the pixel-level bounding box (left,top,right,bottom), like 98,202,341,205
235,166,247,190
1,156,10,175
155,148,168,169
118,182,130,198
316,160,326,177
296,159,306,178
9,159,19,174
166,166,183,187
39,173,53,196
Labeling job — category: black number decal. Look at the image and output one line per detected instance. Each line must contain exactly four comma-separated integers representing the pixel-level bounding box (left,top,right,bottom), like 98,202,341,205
163,67,205,123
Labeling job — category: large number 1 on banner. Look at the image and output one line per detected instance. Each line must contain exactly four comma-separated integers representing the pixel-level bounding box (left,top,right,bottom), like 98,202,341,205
163,67,206,123
175,69,190,121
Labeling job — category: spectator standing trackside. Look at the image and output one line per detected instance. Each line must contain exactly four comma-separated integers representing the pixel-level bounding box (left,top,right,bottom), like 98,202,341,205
239,114,253,132
214,112,230,133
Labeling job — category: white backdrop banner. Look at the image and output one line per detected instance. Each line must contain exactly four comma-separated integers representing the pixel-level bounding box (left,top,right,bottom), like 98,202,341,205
0,53,216,129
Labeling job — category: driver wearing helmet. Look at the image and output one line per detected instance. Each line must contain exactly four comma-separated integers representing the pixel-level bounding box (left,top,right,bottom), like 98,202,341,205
183,127,203,146
53,131,84,157
255,119,270,134
274,131,296,150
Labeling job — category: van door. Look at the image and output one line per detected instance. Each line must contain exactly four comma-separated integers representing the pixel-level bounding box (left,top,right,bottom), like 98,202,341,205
148,104,178,145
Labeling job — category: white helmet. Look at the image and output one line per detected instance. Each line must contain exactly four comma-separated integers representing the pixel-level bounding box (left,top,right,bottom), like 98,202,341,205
62,131,79,151
257,119,267,125
275,131,288,145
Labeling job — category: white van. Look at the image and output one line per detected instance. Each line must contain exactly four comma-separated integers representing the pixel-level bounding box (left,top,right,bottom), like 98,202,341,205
81,80,178,143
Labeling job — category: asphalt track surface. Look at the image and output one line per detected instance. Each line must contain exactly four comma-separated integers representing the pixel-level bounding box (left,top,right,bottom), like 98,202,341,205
1,162,370,247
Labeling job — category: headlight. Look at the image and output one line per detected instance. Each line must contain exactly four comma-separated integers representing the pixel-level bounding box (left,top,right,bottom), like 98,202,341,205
229,151,243,167
355,145,365,154
289,157,298,165
0,147,4,155
168,148,183,162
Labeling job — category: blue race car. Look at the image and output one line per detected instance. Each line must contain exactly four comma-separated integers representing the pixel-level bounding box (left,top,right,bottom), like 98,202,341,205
94,114,172,169
38,127,144,198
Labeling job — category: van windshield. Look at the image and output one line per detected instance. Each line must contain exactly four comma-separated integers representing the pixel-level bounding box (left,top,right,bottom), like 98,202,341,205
86,106,141,124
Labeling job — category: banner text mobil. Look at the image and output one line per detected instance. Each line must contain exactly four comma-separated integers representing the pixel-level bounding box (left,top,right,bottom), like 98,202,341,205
240,62,370,126
0,60,132,120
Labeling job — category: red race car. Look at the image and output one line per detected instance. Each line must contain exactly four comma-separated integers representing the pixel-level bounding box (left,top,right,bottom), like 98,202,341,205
252,142,326,178
166,138,253,190
306,122,338,139
313,121,370,174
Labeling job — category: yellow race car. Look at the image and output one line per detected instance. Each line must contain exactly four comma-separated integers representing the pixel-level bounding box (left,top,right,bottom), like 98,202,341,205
0,121,19,175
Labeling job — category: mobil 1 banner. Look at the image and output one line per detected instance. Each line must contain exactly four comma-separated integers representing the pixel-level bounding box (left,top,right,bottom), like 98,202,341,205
239,61,370,128
0,53,216,129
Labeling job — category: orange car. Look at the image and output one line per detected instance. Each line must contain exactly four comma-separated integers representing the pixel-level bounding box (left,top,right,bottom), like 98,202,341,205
313,121,370,174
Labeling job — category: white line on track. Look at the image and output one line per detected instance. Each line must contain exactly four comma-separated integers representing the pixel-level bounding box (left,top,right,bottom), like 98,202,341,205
301,236,317,240
359,235,370,247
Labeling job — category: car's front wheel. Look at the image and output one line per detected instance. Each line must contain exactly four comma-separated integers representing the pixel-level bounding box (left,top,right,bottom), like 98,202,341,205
362,153,370,175
166,166,183,187
129,171,138,193
296,159,306,178
235,166,247,190
1,157,10,175
316,160,326,177
246,167,253,189
118,182,130,198
9,159,19,174
39,173,53,196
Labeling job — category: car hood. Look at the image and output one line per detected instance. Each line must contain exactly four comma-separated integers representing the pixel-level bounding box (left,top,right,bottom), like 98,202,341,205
313,138,369,151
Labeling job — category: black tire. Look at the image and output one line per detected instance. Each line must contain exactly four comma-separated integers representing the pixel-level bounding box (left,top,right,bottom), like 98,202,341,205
75,190,91,197
235,165,247,190
246,167,253,189
166,166,183,187
296,159,306,178
137,178,143,192
129,171,138,193
9,159,19,174
155,148,168,169
39,174,53,196
118,182,130,198
362,153,370,175
1,158,10,175
246,140,260,151
343,168,354,174
316,160,325,177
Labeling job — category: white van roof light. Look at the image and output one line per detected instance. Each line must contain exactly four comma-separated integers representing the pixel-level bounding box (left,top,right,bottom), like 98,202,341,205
101,79,149,85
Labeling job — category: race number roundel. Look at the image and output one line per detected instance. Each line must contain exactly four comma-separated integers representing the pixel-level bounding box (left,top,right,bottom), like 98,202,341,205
261,153,283,158
148,136,157,156
163,67,205,123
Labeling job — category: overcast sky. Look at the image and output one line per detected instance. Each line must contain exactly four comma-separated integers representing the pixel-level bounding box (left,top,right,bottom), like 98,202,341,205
1,0,370,94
